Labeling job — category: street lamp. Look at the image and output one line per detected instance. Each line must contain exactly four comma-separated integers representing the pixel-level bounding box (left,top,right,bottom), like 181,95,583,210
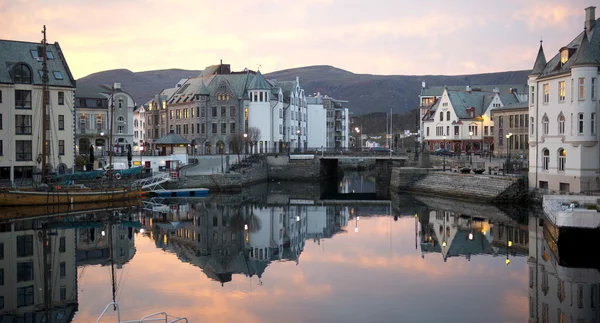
296,129,300,152
243,133,248,159
442,135,447,171
468,131,474,165
505,132,513,174
139,145,144,168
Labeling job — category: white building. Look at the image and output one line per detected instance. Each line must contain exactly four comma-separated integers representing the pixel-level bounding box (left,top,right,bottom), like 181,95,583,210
528,6,600,193
133,104,146,154
422,86,523,154
0,39,76,183
0,223,78,320
306,95,327,149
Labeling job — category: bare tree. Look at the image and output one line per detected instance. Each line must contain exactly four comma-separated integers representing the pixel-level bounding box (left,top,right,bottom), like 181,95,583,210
247,127,261,154
229,132,245,162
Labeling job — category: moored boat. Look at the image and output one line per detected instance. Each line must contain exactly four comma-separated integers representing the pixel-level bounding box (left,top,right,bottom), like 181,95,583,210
0,185,143,206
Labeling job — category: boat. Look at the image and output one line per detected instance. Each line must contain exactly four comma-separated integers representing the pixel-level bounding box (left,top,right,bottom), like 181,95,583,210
0,199,142,220
0,26,142,207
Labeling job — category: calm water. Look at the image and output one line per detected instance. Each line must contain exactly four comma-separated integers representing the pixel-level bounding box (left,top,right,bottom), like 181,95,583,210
1,178,599,323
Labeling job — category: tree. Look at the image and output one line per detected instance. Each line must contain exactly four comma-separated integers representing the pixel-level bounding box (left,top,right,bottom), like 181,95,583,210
247,127,261,154
229,132,245,162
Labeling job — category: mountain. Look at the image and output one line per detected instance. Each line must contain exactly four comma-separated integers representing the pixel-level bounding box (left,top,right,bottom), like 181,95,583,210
76,66,530,115
77,68,202,105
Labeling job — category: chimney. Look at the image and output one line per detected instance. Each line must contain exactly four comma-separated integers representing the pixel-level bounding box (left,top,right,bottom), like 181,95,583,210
466,85,471,92
422,81,426,88
509,88,514,94
586,6,596,31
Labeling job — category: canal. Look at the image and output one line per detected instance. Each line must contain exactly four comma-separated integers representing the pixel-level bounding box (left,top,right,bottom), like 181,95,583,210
0,173,598,323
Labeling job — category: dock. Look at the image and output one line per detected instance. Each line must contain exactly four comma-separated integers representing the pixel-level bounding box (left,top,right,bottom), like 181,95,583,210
150,188,209,197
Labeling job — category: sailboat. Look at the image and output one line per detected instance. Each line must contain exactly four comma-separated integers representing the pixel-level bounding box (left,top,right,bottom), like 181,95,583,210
0,26,142,207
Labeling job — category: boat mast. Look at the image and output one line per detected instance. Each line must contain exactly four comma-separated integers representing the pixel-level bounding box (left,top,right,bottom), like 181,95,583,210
109,84,115,182
109,219,117,310
42,223,51,322
41,25,48,182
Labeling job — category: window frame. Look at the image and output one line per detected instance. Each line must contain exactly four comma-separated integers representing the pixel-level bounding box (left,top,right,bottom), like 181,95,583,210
543,84,549,103
542,149,550,171
558,148,566,172
579,78,585,100
578,113,584,134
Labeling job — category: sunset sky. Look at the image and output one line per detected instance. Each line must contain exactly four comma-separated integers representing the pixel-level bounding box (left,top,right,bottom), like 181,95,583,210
0,0,593,79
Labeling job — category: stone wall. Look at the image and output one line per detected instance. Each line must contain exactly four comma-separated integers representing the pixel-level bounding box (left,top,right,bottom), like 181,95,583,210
176,161,268,191
267,156,323,181
391,167,528,204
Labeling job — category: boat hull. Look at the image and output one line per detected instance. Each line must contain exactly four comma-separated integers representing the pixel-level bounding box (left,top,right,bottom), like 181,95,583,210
0,188,143,206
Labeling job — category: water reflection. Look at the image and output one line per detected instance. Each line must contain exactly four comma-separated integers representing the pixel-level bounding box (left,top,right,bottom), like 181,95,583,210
0,189,597,322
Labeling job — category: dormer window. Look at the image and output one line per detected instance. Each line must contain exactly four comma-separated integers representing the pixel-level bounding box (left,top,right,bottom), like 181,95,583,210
560,47,569,64
13,64,32,84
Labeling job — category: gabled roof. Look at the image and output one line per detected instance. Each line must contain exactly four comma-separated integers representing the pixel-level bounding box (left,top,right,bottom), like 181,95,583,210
420,84,528,97
0,40,76,87
447,90,492,118
153,131,190,145
248,70,271,90
195,79,210,96
530,42,547,75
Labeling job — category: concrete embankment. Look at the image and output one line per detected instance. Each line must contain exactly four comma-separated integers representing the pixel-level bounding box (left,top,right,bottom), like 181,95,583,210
390,167,528,204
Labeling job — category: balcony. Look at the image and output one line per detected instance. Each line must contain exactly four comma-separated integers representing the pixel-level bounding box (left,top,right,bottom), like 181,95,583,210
335,114,345,121
335,136,346,142
335,126,347,132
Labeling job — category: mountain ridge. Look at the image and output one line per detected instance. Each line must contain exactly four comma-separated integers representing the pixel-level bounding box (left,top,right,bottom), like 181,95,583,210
76,66,530,115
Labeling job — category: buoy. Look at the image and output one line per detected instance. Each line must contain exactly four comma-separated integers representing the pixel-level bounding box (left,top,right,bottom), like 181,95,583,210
115,173,122,180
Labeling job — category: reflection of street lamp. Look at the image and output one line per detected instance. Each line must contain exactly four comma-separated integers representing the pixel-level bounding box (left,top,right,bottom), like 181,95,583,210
469,131,473,165
442,135,447,171
505,132,513,174
468,216,474,241
297,129,300,152
506,227,512,265
355,126,363,151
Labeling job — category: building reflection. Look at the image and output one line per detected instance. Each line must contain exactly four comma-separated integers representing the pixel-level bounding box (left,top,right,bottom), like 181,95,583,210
528,215,600,322
0,218,78,322
418,209,528,262
141,199,350,285
0,206,140,322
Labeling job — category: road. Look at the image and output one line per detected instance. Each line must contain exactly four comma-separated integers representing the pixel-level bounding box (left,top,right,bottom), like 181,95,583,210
184,155,241,175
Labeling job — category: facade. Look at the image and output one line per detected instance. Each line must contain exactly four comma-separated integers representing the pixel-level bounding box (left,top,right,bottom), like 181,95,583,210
0,221,78,321
422,86,525,154
418,83,527,145
75,83,136,163
133,104,146,154
306,95,327,149
491,102,530,158
0,39,76,183
528,6,600,193
322,96,350,149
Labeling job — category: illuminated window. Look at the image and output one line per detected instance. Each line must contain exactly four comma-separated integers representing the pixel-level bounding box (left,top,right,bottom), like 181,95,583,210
558,81,566,101
579,78,585,100
542,149,549,170
543,83,549,103
560,48,569,64
558,148,566,172
542,115,549,135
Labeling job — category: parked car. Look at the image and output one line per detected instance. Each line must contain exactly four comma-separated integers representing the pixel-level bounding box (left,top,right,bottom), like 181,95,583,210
433,148,454,156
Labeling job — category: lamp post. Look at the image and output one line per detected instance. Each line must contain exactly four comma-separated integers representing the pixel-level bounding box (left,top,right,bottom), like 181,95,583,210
355,126,363,152
243,133,248,159
442,135,447,171
468,131,473,165
505,132,513,174
139,145,144,168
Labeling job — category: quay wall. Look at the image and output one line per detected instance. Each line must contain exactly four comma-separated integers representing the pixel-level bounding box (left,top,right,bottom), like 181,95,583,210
390,167,528,204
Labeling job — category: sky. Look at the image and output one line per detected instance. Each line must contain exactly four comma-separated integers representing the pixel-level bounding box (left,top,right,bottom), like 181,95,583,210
0,0,594,79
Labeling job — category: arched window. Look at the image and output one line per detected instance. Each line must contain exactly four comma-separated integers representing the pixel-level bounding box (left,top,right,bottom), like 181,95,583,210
13,64,32,84
542,149,550,170
96,115,104,130
134,119,138,128
558,148,566,172
439,112,444,121
118,99,123,109
558,113,565,134
542,115,549,135
446,111,450,120
79,115,87,130
117,116,125,123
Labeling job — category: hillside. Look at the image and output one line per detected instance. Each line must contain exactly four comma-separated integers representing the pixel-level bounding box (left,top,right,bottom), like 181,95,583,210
77,66,529,115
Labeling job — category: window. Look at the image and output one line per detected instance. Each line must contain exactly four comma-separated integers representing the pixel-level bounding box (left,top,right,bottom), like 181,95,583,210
531,86,535,104
59,140,65,155
58,114,64,130
542,115,549,135
578,113,584,134
509,115,514,128
592,113,596,135
15,115,32,134
560,49,569,64
0,90,2,103
118,99,123,109
558,81,566,101
542,149,550,170
230,122,236,133
439,112,443,121
17,285,34,307
59,236,66,252
13,64,32,84
593,78,597,99
230,106,236,117
221,121,226,134
558,149,566,171
579,78,585,100
60,261,66,278
15,90,32,109
530,117,535,135
17,261,33,282
117,126,124,134
212,122,217,134
543,84,549,103
279,124,283,134
58,91,65,105
498,116,504,129
484,126,489,136
221,106,226,118
53,71,64,80
60,286,67,301
15,140,32,161
212,106,217,117
468,125,478,136
446,111,450,120
558,114,565,134
46,51,54,59
426,127,429,136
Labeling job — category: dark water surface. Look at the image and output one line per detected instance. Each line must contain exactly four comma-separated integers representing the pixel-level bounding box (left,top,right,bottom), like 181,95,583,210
1,178,598,323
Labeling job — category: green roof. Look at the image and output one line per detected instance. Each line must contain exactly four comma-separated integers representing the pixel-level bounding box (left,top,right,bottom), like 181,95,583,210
153,131,190,145
248,70,271,90
571,31,600,67
0,40,76,87
196,79,210,95
530,42,547,75
421,84,527,97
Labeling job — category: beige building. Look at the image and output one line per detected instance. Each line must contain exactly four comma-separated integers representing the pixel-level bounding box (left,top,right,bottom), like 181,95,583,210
490,101,529,158
0,39,76,184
